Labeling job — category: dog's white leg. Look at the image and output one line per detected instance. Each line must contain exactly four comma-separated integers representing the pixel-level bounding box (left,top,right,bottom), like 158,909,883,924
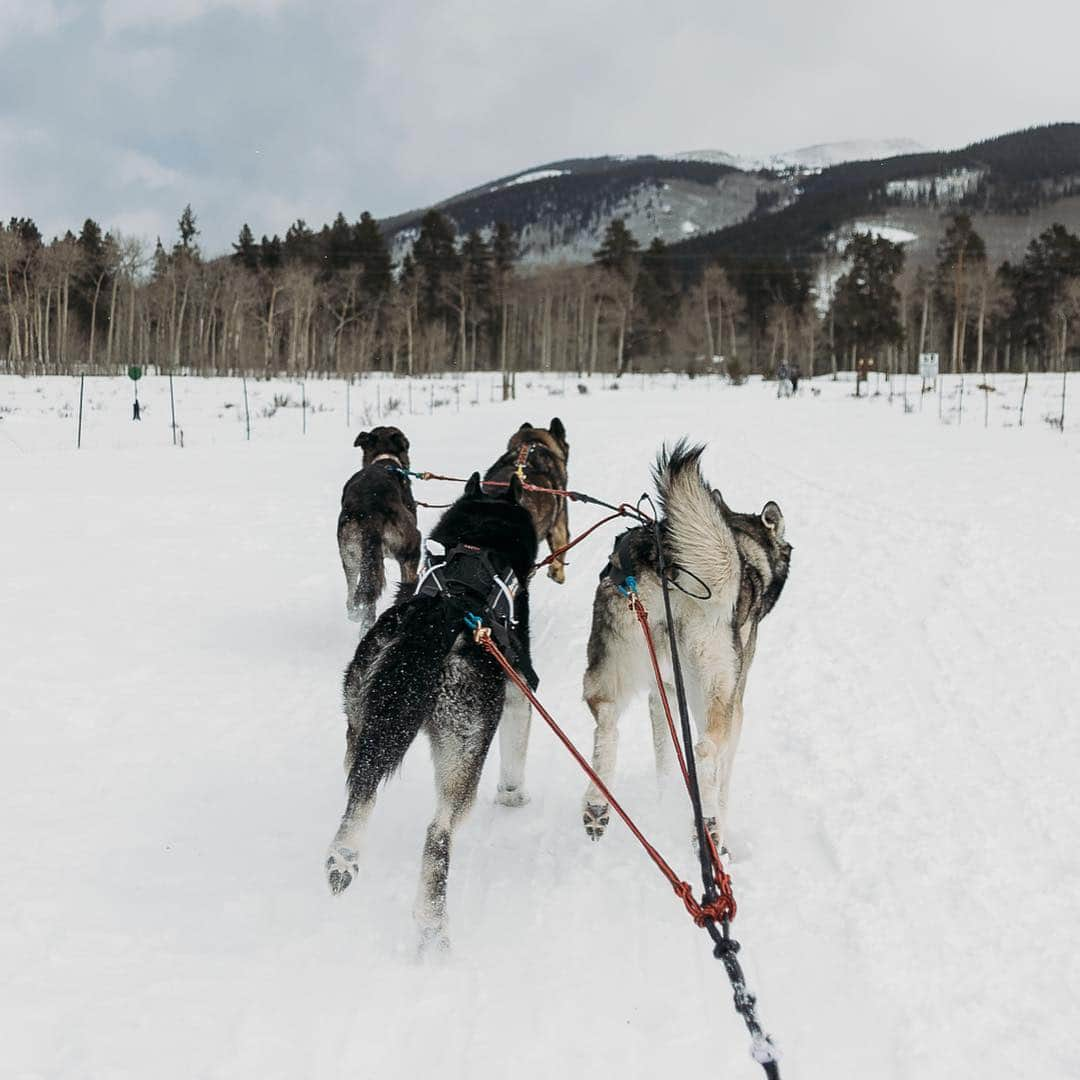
698,693,737,852
415,731,488,955
582,695,619,840
325,790,376,895
357,603,376,635
496,689,532,807
546,507,569,584
342,555,360,620
712,696,746,855
648,683,676,786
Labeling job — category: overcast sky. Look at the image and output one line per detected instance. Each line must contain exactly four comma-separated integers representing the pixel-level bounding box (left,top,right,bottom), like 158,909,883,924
2,0,1077,254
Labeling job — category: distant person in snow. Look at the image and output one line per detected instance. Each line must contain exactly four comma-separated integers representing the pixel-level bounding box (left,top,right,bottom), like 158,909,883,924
789,362,801,395
776,361,789,398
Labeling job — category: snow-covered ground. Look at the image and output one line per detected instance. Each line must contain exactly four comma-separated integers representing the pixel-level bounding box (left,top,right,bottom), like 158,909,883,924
2,370,1077,1080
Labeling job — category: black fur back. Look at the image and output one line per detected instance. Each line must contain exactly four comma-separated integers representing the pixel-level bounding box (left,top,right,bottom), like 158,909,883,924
342,476,538,801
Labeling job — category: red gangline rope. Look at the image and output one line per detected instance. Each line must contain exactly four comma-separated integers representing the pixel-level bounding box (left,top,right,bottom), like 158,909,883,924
472,626,731,928
626,592,736,921
533,510,625,571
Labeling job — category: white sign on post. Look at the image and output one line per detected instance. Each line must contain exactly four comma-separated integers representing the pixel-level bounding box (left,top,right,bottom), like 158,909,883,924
919,352,940,379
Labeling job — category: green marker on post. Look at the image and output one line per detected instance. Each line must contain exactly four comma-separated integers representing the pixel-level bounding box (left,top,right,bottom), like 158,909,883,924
129,365,142,421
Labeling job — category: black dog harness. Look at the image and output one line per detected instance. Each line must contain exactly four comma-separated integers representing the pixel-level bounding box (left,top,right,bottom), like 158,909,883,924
600,529,643,594
415,543,538,689
599,526,712,602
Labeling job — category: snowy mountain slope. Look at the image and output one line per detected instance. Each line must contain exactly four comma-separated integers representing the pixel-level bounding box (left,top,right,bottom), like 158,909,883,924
380,125,1080,271
2,371,1078,1080
770,137,929,169
672,124,1080,269
383,156,785,267
672,137,928,172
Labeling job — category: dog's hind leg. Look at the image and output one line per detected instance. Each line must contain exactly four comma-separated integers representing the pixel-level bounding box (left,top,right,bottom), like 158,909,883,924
702,633,755,854
395,522,422,588
648,682,677,785
582,693,620,840
339,526,364,622
415,727,494,954
581,599,635,840
353,530,385,634
326,787,376,895
495,688,531,807
545,501,570,584
697,692,739,853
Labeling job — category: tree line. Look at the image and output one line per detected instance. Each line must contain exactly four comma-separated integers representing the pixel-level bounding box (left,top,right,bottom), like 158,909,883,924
828,214,1080,378
2,204,1079,382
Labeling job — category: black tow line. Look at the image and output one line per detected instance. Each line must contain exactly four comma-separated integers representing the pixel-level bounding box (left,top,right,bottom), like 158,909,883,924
642,492,781,1078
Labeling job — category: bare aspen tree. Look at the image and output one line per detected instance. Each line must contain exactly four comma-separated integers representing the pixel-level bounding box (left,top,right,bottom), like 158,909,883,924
260,273,283,377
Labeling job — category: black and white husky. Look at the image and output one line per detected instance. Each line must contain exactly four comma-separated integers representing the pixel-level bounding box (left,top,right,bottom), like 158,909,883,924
325,472,539,951
581,441,791,852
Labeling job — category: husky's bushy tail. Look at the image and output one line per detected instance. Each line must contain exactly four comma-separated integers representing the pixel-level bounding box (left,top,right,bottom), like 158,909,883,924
343,597,463,802
652,439,739,608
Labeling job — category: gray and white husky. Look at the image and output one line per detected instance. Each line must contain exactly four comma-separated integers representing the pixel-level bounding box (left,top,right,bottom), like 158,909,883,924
581,441,791,852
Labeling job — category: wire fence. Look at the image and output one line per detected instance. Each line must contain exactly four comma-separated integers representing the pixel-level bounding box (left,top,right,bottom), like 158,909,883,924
0,367,1071,455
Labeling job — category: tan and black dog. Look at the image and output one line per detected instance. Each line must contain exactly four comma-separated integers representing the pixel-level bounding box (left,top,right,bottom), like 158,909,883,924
483,418,570,583
338,426,421,632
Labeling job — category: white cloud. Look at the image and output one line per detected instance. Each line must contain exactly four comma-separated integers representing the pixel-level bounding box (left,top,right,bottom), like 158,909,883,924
115,149,186,192
2,0,1079,254
100,0,291,33
0,0,70,47
107,207,175,245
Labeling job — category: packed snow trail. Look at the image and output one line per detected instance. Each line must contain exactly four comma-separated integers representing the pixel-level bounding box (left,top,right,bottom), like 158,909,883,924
2,373,1077,1079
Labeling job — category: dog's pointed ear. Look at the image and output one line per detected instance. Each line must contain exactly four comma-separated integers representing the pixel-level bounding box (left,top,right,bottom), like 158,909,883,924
761,501,785,539
391,430,410,454
549,417,566,442
506,474,524,504
465,472,483,498
353,431,371,449
518,422,533,431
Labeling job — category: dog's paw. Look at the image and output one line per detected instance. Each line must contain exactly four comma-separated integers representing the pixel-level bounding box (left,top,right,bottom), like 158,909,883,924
495,784,530,808
326,845,359,895
583,802,610,841
693,818,729,860
417,924,451,960
548,561,566,585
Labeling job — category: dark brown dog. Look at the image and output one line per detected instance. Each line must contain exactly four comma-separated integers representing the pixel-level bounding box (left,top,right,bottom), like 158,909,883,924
338,426,421,631
484,418,570,583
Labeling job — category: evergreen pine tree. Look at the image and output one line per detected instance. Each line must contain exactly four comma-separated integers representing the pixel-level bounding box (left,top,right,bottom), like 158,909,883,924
639,237,677,328
232,224,260,272
151,237,169,281
325,212,353,274
284,219,316,264
412,210,459,322
831,233,905,359
492,223,519,278
593,218,640,278
354,212,392,301
260,234,284,271
463,230,493,311
175,204,199,259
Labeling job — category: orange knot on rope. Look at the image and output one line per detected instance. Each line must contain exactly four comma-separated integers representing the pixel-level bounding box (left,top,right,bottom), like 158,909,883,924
673,880,705,923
